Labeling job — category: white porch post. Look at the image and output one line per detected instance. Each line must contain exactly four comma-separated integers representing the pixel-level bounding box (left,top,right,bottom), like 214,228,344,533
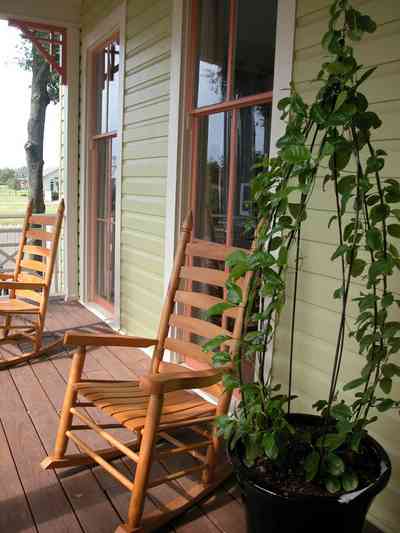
63,25,80,300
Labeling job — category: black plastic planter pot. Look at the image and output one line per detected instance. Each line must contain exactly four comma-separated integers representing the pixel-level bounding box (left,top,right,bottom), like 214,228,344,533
229,414,391,533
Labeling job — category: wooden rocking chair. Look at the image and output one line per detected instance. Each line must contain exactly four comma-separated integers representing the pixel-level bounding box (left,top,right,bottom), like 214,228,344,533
42,212,250,532
0,198,65,368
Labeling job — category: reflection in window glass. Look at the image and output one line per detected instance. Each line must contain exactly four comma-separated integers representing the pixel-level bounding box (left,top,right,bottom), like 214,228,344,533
108,42,120,131
234,0,277,98
195,0,229,107
195,112,230,244
94,40,119,134
234,104,272,248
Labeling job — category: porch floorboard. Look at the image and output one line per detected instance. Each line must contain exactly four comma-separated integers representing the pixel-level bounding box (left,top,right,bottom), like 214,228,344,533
0,301,383,533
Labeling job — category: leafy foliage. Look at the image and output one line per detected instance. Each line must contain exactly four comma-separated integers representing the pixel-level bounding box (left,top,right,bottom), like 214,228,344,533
205,0,400,494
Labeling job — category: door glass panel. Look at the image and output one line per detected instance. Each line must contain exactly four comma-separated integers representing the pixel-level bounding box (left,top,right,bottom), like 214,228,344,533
195,112,230,244
233,104,272,248
195,0,230,107
234,0,277,99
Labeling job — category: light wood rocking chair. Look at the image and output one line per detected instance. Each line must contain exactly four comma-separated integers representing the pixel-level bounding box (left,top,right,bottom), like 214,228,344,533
0,198,65,368
42,212,250,532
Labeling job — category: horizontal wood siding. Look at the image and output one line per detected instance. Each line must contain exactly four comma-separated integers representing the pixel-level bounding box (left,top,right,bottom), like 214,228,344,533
120,0,172,336
273,1,400,532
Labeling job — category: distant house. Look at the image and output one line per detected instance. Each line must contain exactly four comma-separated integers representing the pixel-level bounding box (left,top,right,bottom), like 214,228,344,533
43,167,59,202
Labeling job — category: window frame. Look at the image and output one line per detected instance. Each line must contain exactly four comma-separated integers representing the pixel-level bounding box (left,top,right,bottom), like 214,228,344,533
187,0,275,248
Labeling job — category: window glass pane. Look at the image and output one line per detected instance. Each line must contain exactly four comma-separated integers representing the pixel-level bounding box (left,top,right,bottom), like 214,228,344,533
233,104,272,248
108,42,120,131
195,0,229,107
195,112,230,244
234,0,277,99
94,48,108,133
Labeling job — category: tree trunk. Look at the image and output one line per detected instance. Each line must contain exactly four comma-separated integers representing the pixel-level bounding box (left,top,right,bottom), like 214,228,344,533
25,59,50,214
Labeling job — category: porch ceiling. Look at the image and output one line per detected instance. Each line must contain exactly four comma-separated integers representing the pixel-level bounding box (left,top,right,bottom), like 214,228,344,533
0,0,82,26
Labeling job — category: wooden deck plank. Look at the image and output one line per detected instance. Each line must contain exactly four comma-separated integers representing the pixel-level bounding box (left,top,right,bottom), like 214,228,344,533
0,367,83,533
0,420,38,533
9,361,122,533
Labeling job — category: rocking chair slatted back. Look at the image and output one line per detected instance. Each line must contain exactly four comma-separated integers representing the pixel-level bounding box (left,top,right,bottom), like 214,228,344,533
152,213,250,402
13,199,65,309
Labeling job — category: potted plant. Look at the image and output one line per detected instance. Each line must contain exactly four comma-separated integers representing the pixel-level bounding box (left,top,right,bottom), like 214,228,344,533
203,1,399,532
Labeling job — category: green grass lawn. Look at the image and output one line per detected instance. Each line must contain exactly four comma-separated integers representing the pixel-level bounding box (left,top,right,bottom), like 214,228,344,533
0,185,57,225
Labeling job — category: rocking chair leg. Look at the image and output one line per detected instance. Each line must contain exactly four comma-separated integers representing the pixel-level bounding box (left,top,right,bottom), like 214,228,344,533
2,316,11,339
203,390,231,485
122,394,164,533
53,346,86,459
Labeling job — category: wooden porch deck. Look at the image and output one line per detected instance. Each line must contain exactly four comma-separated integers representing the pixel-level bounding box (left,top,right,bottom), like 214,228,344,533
0,301,382,533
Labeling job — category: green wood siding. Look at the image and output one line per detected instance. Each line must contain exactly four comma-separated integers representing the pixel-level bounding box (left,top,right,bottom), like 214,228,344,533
121,0,172,336
80,0,171,337
273,2,400,532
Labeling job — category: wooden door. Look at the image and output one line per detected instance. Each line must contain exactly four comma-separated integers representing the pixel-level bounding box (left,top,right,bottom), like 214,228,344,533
89,36,120,312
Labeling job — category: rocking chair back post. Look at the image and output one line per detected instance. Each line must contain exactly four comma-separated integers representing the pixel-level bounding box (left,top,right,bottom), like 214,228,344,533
151,211,193,374
40,198,65,319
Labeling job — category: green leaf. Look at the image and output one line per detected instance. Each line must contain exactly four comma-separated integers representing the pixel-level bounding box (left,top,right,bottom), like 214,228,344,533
330,149,352,171
281,144,311,164
317,433,346,451
325,475,341,494
226,250,248,268
354,111,382,130
382,293,394,308
310,103,328,125
304,450,320,481
359,14,377,33
227,283,243,305
342,471,359,492
388,224,400,238
369,260,391,282
262,432,279,460
269,237,282,251
366,228,383,251
222,373,239,392
392,209,400,222
206,302,235,318
277,246,288,267
349,432,363,452
337,175,355,194
370,204,390,224
343,377,367,391
322,30,334,50
202,335,231,352
326,454,345,476
289,203,307,221
351,259,366,278
331,245,348,261
333,286,345,299
379,377,392,394
377,399,395,412
331,403,352,421
212,351,231,367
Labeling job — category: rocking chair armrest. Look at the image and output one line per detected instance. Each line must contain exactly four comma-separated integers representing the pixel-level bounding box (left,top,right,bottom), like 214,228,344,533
64,331,159,349
0,280,46,290
139,368,224,395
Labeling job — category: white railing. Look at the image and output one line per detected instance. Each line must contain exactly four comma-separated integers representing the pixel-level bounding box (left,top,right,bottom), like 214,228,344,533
0,214,63,296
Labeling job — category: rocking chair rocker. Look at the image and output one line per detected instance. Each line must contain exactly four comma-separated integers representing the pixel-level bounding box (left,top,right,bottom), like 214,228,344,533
0,198,65,368
42,211,251,532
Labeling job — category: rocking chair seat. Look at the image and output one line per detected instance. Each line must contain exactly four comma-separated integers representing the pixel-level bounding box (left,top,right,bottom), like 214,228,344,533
75,378,216,431
0,298,40,315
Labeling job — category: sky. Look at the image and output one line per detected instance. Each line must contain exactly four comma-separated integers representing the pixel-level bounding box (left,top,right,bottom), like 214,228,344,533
0,20,60,172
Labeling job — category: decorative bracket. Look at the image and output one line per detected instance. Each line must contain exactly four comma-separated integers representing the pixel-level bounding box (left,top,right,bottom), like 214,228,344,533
8,19,67,85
